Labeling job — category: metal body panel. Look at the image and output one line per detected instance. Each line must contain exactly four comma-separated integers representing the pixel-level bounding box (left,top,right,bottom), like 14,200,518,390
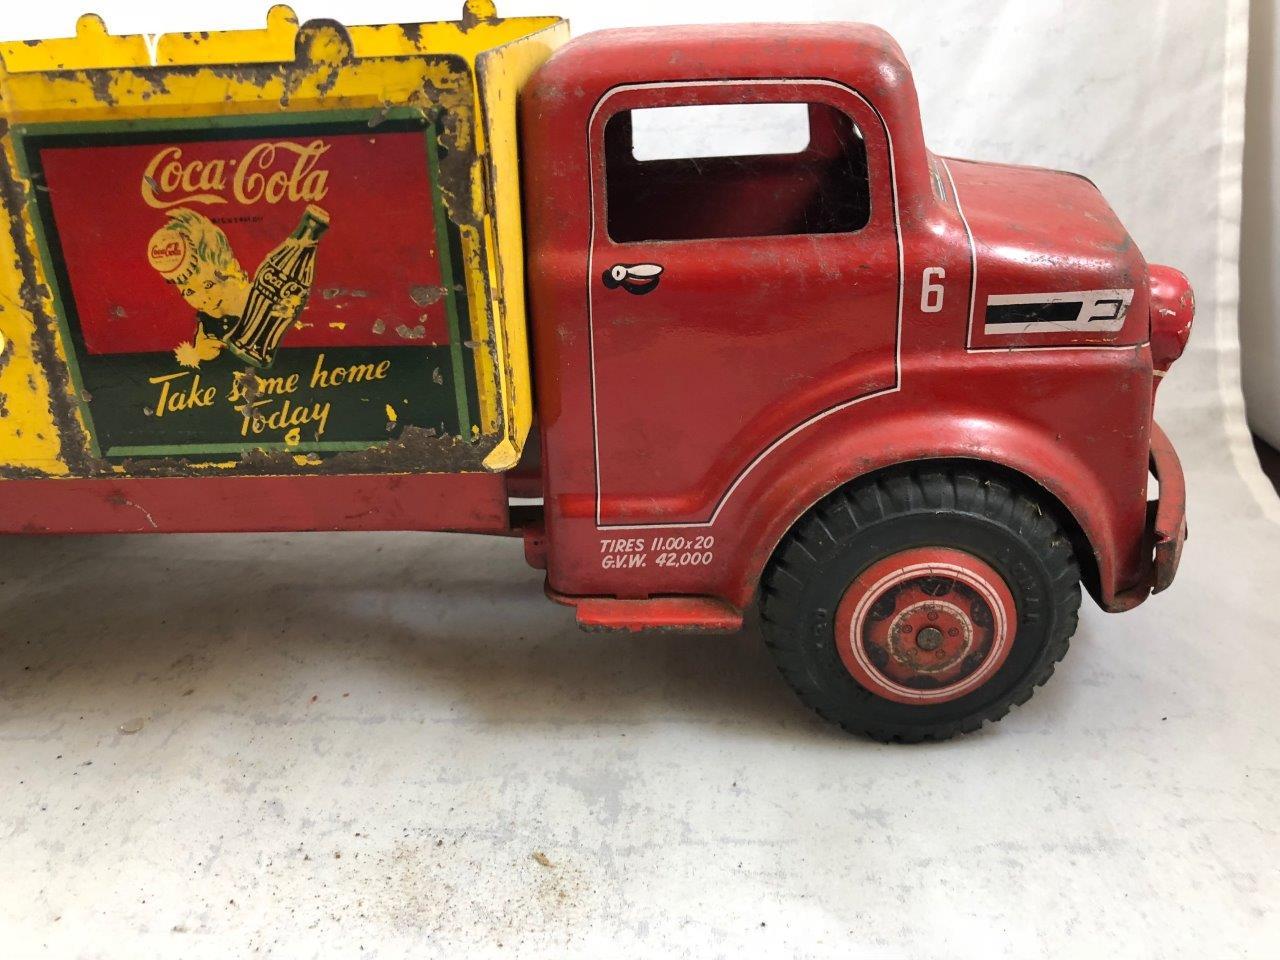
521,24,1175,612
475,18,571,469
0,471,510,534
547,591,744,634
585,80,900,526
0,3,564,481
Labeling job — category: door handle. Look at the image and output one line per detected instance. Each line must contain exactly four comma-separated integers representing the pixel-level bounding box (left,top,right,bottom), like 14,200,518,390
602,262,663,295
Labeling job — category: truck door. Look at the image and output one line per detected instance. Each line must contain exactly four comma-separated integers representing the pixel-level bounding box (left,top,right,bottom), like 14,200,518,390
587,81,901,528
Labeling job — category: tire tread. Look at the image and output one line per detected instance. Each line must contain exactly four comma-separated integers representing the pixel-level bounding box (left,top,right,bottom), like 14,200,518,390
760,467,1081,743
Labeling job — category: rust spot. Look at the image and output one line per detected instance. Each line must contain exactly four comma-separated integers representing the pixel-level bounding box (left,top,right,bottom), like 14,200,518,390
409,284,447,307
420,90,482,229
461,0,500,32
109,421,492,477
231,367,262,422
261,21,360,108
85,71,117,107
321,287,370,300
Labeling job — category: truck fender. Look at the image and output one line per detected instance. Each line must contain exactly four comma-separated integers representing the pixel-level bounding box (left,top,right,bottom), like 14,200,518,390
723,407,1139,612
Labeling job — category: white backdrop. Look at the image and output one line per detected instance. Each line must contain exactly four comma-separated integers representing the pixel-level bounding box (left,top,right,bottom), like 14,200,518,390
2,3,1277,959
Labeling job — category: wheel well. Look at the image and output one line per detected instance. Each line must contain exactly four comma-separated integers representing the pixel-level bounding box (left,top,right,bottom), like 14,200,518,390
830,458,1103,605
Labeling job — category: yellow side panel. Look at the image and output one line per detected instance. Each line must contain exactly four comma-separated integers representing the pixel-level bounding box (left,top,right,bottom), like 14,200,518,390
347,16,566,63
0,140,71,474
0,14,151,72
0,38,471,124
0,4,567,477
0,5,565,72
475,19,571,470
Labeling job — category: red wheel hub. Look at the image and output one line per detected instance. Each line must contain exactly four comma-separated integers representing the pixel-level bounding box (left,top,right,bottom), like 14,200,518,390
834,547,1017,705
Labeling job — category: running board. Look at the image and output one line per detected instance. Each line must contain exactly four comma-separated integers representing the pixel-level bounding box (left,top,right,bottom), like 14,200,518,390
547,590,744,634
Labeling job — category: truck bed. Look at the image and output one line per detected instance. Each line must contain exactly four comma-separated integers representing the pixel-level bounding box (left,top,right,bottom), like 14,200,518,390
0,4,565,487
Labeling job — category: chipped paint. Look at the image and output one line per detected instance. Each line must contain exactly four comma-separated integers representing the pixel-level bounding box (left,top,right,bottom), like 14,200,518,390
0,5,567,479
472,20,570,468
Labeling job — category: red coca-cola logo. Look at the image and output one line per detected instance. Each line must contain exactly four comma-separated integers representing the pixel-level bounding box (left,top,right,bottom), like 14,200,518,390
146,231,188,276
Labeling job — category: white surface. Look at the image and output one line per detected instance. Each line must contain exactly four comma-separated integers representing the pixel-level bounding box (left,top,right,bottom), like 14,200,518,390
1,2,1278,958
1242,0,1280,447
629,103,815,160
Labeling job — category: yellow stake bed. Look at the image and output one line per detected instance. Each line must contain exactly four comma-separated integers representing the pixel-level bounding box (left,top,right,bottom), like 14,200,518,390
0,1,566,477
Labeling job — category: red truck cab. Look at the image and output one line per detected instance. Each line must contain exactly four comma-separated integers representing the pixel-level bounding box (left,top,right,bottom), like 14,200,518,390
519,24,1190,739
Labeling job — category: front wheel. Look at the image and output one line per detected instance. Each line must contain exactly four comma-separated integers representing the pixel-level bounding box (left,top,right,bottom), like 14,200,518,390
760,469,1082,743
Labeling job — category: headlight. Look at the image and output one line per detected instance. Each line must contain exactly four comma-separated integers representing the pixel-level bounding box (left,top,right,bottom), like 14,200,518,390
1148,265,1194,377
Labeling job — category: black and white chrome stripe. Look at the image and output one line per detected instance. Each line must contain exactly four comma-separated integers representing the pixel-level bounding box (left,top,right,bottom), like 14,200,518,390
984,289,1134,335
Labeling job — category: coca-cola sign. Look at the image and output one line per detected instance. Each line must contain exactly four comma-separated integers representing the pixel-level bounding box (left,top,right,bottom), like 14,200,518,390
16,113,480,467
140,139,332,209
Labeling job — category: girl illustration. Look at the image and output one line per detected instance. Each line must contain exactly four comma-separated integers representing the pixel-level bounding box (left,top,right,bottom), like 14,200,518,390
146,208,251,367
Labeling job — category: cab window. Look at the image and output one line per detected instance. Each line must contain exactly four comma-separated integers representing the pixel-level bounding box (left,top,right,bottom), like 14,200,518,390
604,100,870,243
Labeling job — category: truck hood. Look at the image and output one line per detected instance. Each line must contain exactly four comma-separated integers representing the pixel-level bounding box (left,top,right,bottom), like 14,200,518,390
945,157,1149,345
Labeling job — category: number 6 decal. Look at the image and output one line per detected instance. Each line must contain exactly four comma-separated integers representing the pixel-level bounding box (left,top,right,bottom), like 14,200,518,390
921,266,945,313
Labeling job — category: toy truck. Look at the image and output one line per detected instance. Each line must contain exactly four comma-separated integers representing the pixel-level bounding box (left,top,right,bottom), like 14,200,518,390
0,3,1193,741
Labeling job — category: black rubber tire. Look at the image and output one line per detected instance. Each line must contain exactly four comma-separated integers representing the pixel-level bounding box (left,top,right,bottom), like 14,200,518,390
760,468,1081,743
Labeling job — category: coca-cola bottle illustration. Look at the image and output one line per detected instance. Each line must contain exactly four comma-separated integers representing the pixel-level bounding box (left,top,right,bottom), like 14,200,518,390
226,204,329,368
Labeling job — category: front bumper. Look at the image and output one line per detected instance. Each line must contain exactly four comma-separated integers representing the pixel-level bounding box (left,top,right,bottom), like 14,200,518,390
1148,422,1187,593
1111,421,1186,610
